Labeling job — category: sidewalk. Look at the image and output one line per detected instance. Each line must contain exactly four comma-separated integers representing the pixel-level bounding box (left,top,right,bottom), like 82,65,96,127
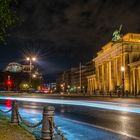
0,116,35,140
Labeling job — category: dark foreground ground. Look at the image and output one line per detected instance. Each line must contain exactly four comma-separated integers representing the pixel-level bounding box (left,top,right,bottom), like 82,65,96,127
0,115,35,140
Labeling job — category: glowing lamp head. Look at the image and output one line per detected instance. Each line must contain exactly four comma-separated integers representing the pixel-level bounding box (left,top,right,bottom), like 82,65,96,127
61,84,64,87
26,57,30,61
78,86,80,89
32,57,36,61
121,66,125,72
32,74,36,78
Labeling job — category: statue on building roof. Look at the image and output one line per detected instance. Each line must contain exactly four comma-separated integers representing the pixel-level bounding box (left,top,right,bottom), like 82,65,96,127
112,25,123,42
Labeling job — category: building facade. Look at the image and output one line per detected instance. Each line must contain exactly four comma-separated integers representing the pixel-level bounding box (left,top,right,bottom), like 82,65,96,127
1,62,43,91
56,61,95,93
87,33,140,95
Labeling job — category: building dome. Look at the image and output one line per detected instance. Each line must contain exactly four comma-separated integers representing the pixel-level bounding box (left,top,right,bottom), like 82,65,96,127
5,62,23,73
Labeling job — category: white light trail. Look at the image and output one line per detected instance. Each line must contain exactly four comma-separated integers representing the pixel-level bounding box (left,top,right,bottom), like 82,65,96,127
0,96,140,114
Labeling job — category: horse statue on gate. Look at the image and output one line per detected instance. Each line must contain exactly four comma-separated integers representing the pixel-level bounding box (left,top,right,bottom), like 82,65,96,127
112,25,123,42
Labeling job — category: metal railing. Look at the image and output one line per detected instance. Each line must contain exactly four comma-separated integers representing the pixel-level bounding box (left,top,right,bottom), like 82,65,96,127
53,122,67,140
0,100,67,140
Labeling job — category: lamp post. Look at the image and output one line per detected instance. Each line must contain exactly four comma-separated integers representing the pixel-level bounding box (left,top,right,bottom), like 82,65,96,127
121,66,125,96
26,57,36,86
121,35,125,97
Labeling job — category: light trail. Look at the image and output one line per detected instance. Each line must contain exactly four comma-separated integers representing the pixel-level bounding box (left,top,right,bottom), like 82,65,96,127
0,96,140,114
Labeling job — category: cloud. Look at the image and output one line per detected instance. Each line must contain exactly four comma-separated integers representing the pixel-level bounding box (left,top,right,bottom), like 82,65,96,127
2,0,140,80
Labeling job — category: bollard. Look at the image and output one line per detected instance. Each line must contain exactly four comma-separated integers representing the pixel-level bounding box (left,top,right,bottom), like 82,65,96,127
11,100,19,124
41,106,55,140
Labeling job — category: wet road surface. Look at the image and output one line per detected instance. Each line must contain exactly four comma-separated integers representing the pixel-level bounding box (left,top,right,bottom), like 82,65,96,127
0,96,140,140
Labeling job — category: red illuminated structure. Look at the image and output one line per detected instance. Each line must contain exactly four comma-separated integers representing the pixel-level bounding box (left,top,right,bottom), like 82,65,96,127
5,75,14,91
6,80,13,86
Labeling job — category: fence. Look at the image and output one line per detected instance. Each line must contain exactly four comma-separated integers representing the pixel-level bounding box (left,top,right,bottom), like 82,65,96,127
0,100,67,140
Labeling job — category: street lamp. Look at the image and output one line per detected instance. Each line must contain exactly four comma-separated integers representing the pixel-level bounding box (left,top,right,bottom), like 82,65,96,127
60,84,64,92
121,66,125,72
121,66,125,96
32,57,36,61
32,74,37,78
26,56,37,85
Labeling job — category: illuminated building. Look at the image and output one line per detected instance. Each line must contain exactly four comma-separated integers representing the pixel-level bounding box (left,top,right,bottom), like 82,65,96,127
56,61,95,93
87,33,140,96
0,62,43,91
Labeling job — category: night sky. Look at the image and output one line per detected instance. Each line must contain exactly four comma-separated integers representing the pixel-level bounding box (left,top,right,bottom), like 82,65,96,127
1,0,140,82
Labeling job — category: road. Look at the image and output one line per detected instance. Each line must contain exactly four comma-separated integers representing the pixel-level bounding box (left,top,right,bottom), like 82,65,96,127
0,96,140,140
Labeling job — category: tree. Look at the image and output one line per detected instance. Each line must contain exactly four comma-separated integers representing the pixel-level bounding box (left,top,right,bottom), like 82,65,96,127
0,0,17,41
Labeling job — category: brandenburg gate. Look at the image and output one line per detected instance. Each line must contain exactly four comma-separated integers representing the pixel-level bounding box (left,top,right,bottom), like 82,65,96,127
87,33,140,96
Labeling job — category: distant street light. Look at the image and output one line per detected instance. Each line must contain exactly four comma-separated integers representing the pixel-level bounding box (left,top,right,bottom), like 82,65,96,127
26,57,30,61
32,57,36,61
26,56,37,85
32,74,37,78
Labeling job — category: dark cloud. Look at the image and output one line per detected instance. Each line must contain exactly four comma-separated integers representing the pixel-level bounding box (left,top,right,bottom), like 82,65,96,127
1,0,140,81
